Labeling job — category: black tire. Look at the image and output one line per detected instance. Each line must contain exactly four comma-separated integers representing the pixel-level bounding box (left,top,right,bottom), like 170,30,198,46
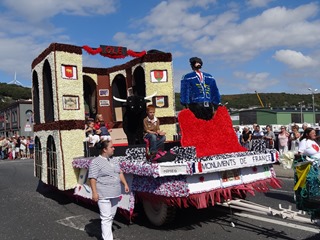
142,199,176,226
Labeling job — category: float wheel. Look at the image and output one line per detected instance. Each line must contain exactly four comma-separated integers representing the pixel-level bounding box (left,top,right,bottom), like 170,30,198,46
142,200,176,226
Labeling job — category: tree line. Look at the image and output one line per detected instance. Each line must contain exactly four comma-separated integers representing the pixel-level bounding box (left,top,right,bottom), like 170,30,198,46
0,82,317,112
175,92,318,111
0,83,32,109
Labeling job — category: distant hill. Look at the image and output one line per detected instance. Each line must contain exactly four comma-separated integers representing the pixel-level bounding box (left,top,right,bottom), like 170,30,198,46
175,92,317,111
0,83,32,109
0,82,316,112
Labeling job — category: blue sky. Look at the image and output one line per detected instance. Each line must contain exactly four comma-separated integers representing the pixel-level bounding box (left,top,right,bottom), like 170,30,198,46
0,0,319,95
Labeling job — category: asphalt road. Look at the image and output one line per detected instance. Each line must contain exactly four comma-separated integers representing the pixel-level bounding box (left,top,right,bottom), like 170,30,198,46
0,159,320,240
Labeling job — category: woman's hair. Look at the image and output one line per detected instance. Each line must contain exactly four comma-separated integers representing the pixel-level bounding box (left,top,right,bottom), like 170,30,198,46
95,113,103,123
95,139,110,152
299,127,314,141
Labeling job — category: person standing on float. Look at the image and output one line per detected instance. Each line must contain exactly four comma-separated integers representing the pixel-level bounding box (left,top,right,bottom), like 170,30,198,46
180,57,221,120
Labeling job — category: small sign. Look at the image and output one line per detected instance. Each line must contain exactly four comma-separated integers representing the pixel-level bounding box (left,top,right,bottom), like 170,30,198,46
62,95,79,110
99,100,110,107
152,96,169,108
150,70,168,82
25,124,32,132
100,45,127,56
61,65,78,80
99,89,109,96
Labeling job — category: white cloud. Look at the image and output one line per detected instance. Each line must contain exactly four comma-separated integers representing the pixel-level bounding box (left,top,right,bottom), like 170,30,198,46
246,0,274,8
0,0,118,85
273,49,318,68
1,0,118,22
234,71,278,92
115,2,320,63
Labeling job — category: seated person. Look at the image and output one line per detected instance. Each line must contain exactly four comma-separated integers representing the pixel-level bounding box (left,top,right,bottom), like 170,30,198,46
85,120,100,146
143,105,166,157
94,113,103,129
298,127,320,160
99,121,112,141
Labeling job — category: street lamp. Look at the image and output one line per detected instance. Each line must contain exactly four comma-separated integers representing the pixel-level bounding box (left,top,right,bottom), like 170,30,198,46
308,88,318,126
298,101,304,123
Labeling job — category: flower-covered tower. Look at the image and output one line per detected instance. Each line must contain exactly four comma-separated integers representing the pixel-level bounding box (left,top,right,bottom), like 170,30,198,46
31,43,177,190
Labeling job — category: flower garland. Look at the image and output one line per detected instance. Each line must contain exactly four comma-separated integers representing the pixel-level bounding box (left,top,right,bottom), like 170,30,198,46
82,45,146,59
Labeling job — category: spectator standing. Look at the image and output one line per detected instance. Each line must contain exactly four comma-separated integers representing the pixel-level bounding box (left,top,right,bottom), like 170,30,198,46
20,136,27,159
290,124,301,153
302,123,309,132
0,137,4,159
1,137,9,159
8,137,15,160
27,136,34,159
252,125,264,138
14,135,21,159
264,125,276,149
278,126,290,156
234,126,241,143
241,126,252,150
298,127,320,159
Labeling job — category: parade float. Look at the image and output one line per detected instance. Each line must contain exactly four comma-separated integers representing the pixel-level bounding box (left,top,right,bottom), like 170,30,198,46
31,42,290,227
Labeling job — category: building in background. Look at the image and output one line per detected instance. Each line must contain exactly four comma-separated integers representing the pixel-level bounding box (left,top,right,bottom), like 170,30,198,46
0,100,33,137
230,107,320,127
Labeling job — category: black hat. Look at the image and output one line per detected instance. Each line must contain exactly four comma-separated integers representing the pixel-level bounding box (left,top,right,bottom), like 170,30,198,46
189,57,203,65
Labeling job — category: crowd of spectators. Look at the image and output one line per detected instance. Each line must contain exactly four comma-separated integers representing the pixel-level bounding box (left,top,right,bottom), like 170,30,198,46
0,135,34,160
234,123,313,155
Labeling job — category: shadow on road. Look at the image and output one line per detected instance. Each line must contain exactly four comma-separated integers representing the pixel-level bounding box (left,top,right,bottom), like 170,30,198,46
36,180,74,205
264,191,296,204
36,180,129,239
304,233,320,239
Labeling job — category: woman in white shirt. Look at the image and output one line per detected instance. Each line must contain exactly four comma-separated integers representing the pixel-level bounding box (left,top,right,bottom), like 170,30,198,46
298,127,320,159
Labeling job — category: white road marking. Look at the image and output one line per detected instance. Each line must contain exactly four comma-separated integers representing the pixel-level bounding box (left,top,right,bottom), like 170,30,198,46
233,212,320,234
56,215,87,231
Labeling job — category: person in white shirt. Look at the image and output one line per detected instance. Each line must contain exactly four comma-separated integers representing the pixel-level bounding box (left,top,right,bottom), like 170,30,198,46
252,125,264,138
298,127,320,160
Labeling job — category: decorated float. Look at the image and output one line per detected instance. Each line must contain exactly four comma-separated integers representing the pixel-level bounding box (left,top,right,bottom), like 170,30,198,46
32,43,286,227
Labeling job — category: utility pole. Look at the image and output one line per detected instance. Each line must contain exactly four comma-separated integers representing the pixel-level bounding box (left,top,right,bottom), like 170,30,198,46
308,88,317,126
298,101,304,123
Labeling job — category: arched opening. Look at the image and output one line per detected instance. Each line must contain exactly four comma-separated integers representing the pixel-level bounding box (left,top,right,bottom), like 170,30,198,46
83,75,97,119
35,136,42,179
112,74,127,122
133,66,146,97
46,135,57,188
42,60,54,123
32,71,40,124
